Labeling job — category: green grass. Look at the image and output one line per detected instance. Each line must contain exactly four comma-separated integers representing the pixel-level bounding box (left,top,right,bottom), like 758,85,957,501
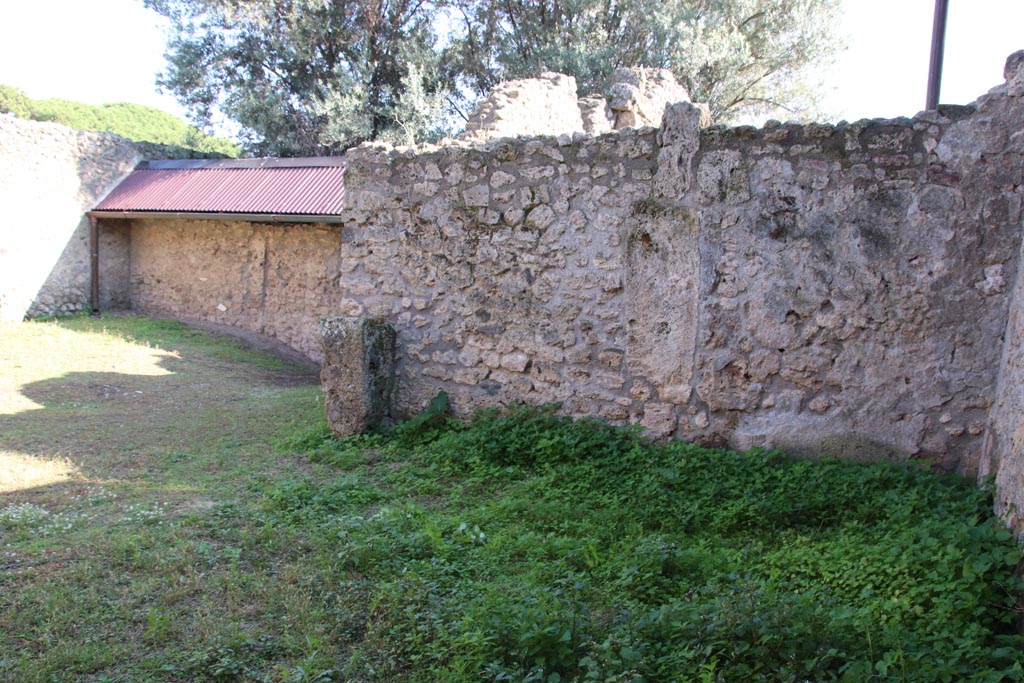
1,315,333,682
1,317,1022,682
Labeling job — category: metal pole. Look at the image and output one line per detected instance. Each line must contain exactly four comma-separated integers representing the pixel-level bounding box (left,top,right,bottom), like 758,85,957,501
89,215,100,315
926,0,949,110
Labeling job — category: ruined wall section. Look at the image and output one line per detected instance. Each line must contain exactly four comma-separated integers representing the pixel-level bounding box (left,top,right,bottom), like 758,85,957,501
979,51,1024,533
0,115,220,321
461,68,707,141
339,84,1024,478
341,130,663,421
461,73,585,141
683,110,1018,473
128,218,343,362
990,235,1024,533
0,116,140,320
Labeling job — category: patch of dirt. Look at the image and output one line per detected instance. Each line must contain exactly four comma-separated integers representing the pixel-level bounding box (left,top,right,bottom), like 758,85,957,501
88,383,144,400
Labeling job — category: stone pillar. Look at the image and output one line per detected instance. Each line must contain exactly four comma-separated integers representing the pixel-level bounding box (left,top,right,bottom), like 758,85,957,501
319,316,397,436
654,102,704,200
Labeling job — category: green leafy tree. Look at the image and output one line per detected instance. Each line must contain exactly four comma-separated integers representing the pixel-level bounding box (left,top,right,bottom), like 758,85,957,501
148,0,840,153
29,98,107,130
0,85,33,119
449,0,842,122
145,0,456,156
0,86,240,156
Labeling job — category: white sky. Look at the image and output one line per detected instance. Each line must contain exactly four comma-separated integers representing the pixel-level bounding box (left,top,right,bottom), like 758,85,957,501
0,0,185,116
0,0,1022,129
823,0,1024,121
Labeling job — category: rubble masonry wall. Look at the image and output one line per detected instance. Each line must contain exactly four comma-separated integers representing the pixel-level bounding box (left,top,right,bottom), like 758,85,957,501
0,116,140,320
127,218,343,363
337,70,1024,491
0,115,219,321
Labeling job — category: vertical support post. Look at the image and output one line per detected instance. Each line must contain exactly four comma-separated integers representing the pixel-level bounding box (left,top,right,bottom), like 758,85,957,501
89,214,100,315
319,316,397,435
926,0,949,110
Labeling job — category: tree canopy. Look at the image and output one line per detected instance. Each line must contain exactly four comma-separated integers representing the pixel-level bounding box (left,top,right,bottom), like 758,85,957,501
0,84,241,156
145,0,453,156
0,85,33,119
452,0,841,122
148,0,842,156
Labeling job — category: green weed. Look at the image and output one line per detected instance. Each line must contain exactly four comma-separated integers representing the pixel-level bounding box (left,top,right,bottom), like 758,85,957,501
265,398,1024,683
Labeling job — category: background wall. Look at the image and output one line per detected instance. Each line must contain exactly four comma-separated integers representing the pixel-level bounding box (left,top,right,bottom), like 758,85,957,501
127,218,342,362
0,116,139,320
0,115,217,321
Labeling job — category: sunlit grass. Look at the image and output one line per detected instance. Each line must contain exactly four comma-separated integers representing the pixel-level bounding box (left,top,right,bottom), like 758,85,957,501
0,450,80,493
1,314,325,682
0,319,175,417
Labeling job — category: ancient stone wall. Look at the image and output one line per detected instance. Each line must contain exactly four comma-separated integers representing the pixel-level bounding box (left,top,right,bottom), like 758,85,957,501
337,62,1024,489
980,52,1024,535
0,116,140,320
989,237,1024,534
6,61,1024,534
461,67,706,141
127,218,342,362
461,72,585,141
0,115,216,321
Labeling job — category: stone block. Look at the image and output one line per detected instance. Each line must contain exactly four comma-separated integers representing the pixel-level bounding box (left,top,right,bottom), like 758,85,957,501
319,316,397,436
1004,50,1024,96
654,102,703,199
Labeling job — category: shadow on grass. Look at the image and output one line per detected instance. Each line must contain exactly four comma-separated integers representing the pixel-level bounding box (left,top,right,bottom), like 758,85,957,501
0,319,345,683
0,322,321,496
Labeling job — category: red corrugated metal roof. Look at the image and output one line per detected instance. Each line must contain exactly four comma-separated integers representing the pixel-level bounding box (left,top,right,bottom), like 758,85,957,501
93,158,346,217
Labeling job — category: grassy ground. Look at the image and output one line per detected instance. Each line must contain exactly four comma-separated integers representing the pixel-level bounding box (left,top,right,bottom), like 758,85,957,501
2,316,1023,683
0,315,337,682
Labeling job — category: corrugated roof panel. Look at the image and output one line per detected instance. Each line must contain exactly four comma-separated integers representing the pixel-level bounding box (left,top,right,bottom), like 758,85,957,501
94,162,347,216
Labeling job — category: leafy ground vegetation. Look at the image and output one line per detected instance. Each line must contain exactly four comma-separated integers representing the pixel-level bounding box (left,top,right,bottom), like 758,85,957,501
1,316,1022,682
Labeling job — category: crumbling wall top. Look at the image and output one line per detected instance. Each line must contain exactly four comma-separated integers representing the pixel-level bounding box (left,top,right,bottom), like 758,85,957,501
458,68,710,142
460,72,586,141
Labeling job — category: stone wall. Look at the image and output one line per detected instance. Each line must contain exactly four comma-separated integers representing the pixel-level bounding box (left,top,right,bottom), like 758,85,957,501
336,61,1024,488
981,52,1024,534
0,115,217,321
461,67,707,140
0,114,340,361
126,218,342,362
989,235,1024,534
0,116,140,320
461,72,586,141
6,60,1024,534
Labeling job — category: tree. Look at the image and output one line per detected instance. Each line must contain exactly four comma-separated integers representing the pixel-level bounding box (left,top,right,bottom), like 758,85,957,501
145,0,456,156
0,86,240,156
448,0,842,122
0,85,33,119
149,0,840,153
